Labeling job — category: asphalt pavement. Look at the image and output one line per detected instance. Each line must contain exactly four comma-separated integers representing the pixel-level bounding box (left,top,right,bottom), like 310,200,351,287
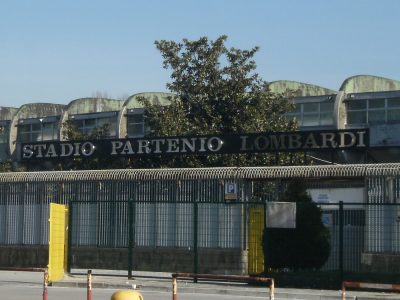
0,269,399,300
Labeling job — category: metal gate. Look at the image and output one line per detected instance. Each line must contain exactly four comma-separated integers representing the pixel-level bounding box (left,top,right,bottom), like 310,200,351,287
48,203,68,282
248,206,265,275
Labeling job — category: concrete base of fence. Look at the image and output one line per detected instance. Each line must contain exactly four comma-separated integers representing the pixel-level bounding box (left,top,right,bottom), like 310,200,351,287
71,247,248,275
361,253,400,273
0,246,48,268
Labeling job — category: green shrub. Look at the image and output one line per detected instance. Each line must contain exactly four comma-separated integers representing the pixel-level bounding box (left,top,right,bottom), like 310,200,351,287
263,180,330,270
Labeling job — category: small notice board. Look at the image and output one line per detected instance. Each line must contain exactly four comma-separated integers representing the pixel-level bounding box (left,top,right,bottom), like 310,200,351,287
224,181,238,201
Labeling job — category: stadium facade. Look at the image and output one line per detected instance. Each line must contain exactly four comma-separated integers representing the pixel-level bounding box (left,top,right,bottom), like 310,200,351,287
1,74,400,276
1,74,400,167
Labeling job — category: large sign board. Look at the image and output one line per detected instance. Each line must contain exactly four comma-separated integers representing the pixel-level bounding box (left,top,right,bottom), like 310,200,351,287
21,129,369,160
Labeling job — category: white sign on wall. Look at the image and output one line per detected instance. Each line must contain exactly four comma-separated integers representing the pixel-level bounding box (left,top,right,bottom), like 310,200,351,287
307,187,364,209
266,202,296,228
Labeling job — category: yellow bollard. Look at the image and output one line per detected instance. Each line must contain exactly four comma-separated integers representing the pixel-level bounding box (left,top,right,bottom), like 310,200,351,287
111,290,144,300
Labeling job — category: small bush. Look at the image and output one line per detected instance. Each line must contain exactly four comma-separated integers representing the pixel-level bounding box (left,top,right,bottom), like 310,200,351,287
263,180,330,270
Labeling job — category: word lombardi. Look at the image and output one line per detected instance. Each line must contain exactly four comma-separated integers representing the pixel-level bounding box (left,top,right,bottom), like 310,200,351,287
21,129,369,160
241,131,367,151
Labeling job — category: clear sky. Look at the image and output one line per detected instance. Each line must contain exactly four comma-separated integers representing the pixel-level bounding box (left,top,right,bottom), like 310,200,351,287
1,0,399,107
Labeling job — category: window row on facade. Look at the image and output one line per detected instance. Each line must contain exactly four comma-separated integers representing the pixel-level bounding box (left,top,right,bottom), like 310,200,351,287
5,93,400,144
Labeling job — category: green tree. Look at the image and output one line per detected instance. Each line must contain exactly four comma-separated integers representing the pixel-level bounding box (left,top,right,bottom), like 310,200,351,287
138,35,300,168
263,180,330,270
62,119,112,141
58,120,124,170
0,160,13,172
0,126,13,172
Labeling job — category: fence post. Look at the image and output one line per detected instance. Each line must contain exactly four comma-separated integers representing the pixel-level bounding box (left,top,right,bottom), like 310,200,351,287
193,201,199,283
341,281,346,300
43,268,48,300
128,197,135,279
339,200,344,286
172,275,178,300
67,201,73,273
269,278,275,300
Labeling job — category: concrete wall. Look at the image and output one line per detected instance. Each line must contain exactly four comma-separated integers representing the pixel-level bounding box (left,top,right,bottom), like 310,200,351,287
361,253,400,273
0,246,48,268
0,246,248,274
71,247,248,275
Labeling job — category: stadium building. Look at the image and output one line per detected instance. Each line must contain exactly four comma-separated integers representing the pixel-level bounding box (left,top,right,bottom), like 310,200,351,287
1,75,400,167
1,74,400,277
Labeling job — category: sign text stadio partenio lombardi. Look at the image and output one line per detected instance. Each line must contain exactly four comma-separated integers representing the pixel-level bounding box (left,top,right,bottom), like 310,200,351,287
21,129,369,160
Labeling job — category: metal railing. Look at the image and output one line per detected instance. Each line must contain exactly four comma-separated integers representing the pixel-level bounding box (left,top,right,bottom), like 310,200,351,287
172,273,275,300
341,281,400,300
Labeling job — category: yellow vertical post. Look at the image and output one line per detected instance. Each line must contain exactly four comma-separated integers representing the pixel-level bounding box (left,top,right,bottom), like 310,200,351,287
48,203,69,282
248,207,265,275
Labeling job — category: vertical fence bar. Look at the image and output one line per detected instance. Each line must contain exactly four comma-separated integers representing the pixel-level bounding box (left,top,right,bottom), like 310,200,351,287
339,201,344,285
193,201,198,282
128,197,134,279
67,201,73,273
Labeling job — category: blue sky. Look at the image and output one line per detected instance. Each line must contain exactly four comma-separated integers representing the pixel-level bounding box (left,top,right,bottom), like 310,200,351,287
1,0,399,107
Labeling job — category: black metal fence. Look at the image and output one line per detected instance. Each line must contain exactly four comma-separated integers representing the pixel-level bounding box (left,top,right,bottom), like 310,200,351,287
68,199,258,276
265,202,400,288
67,198,400,287
1,165,400,287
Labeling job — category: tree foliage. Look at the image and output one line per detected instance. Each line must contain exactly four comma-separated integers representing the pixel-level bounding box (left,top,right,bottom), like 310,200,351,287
263,180,330,271
138,35,299,168
0,160,13,172
61,119,112,141
57,120,124,170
